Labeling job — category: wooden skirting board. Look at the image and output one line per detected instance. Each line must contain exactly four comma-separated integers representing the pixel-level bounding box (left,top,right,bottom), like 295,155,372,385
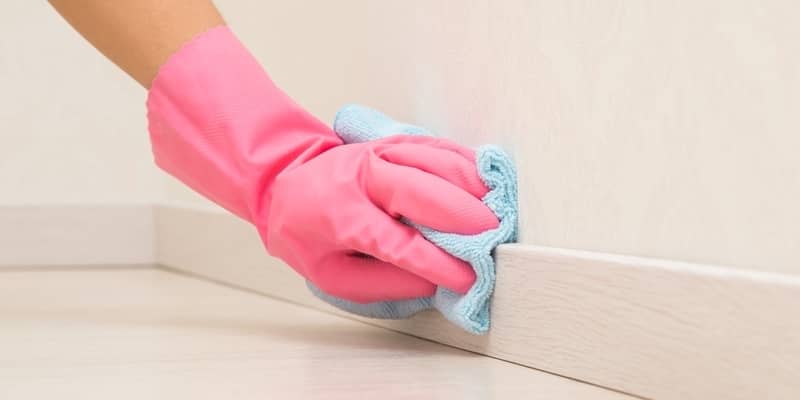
155,205,800,400
0,204,154,267
3,204,798,399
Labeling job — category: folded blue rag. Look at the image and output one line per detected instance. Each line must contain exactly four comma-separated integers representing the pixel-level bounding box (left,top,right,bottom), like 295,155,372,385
307,104,518,334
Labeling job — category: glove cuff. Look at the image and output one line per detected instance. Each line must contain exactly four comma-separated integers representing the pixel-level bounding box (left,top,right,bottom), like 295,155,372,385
146,25,342,222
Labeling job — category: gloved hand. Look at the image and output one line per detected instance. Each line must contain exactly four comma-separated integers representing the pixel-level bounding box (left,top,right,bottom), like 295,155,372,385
146,26,498,303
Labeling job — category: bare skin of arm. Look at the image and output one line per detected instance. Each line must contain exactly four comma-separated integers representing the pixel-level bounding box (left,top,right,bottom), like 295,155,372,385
48,0,225,88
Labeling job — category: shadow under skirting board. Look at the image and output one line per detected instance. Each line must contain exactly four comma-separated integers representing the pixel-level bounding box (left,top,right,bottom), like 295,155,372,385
155,204,800,400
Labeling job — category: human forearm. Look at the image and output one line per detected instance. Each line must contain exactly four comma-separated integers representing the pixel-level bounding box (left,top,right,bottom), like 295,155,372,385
48,0,224,87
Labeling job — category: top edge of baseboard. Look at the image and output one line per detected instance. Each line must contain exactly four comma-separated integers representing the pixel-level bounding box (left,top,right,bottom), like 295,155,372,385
499,243,800,286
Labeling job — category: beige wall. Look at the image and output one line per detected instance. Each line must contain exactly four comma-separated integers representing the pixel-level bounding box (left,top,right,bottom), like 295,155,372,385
0,2,160,205
174,0,800,274
14,0,793,274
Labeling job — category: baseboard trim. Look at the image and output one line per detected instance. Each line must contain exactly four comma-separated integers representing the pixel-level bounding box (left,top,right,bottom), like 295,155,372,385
154,205,800,400
7,204,796,398
0,204,155,267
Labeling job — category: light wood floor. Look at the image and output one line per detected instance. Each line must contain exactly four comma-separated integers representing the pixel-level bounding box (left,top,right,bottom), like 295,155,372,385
0,268,633,399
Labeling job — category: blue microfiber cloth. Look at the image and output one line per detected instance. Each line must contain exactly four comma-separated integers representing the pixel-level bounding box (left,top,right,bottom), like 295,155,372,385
307,104,518,334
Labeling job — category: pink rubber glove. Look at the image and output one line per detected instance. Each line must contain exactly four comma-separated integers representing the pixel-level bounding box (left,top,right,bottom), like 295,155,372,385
146,26,498,303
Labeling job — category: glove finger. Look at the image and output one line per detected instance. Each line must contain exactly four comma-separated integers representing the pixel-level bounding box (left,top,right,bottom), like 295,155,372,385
375,142,489,199
342,205,477,294
366,154,499,235
310,252,437,304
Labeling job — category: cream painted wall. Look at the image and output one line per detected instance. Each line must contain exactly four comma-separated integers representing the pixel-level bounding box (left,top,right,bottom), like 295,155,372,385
167,1,799,275
0,2,160,205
